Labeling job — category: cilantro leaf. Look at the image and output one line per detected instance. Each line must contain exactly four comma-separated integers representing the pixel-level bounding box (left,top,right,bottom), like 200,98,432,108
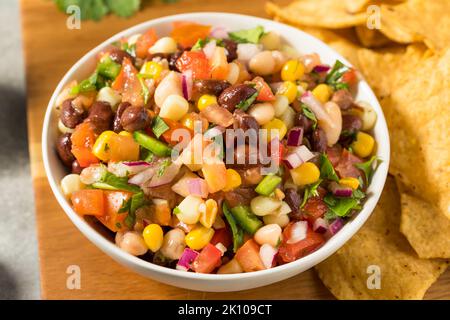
325,60,349,90
191,38,208,51
54,0,109,21
118,198,131,213
355,156,381,185
324,194,359,217
300,179,322,208
320,153,339,182
301,104,318,129
236,91,258,111
105,0,140,18
137,74,150,104
92,171,141,193
228,26,265,44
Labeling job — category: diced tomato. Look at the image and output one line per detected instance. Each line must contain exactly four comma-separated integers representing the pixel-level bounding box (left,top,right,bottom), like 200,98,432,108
97,191,133,232
335,149,363,179
210,227,232,249
302,187,327,225
192,243,222,274
135,28,157,59
253,76,275,101
341,68,358,87
71,122,99,167
326,145,342,167
170,21,211,48
112,57,143,106
176,51,211,80
71,189,105,216
278,223,325,263
161,117,193,146
235,239,265,272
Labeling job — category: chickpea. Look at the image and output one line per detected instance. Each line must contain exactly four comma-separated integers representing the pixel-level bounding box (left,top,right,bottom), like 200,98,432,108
115,231,148,256
159,228,186,260
271,50,287,73
79,164,107,185
248,103,275,125
254,224,282,247
249,51,276,76
263,212,290,228
154,71,183,107
149,37,178,54
260,31,281,50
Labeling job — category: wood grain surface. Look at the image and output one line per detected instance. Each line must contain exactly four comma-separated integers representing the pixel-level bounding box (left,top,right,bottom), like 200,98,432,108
21,0,449,299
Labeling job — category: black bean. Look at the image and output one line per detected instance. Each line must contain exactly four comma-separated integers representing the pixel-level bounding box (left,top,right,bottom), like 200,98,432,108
168,50,184,71
222,39,238,62
108,47,134,64
311,127,328,152
56,133,75,167
233,109,259,132
295,113,313,134
285,188,303,220
85,101,113,134
113,102,132,132
60,99,84,129
71,160,82,174
331,89,354,110
218,84,257,112
193,79,231,96
120,106,151,132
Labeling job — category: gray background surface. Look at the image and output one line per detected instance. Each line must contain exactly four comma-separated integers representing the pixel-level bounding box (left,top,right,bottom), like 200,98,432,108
0,0,40,299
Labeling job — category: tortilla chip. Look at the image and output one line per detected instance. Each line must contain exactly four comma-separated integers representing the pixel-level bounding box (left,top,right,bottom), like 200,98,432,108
355,26,392,47
315,177,448,299
357,46,450,221
266,1,367,29
396,182,450,259
345,0,371,13
380,0,450,51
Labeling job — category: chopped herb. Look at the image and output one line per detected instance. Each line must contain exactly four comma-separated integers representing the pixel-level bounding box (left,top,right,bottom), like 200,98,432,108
355,156,380,185
152,116,170,138
115,222,122,229
137,74,150,104
92,171,141,193
173,206,181,215
104,143,110,152
236,91,258,111
71,72,98,94
325,60,349,90
191,38,208,50
300,179,322,208
118,198,131,213
157,159,171,177
130,192,146,214
324,189,366,218
320,153,339,182
121,42,136,57
301,104,318,129
228,26,265,44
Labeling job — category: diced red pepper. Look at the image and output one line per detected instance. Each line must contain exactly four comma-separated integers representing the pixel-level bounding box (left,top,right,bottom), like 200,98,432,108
71,189,105,216
192,243,222,274
170,21,211,48
235,239,265,272
135,28,157,59
175,51,211,80
98,191,133,232
278,223,325,263
341,69,358,87
210,227,232,249
253,76,275,102
71,122,99,167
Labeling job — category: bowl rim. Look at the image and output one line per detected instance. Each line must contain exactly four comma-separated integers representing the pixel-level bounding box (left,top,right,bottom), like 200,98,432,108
42,12,390,282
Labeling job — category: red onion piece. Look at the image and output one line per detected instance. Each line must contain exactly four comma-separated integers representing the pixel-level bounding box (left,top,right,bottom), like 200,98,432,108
301,91,334,127
312,64,331,73
147,162,181,187
259,244,277,269
210,26,228,39
176,248,199,271
286,127,304,146
181,70,193,101
187,178,209,198
128,166,157,186
313,218,329,234
287,221,308,244
123,161,151,167
283,145,315,169
329,181,353,197
329,218,344,235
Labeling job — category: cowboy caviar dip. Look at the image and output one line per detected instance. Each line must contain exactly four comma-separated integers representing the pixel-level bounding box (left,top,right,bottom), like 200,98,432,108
55,22,379,274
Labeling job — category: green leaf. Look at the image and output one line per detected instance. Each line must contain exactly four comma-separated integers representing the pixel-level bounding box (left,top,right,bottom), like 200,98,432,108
300,179,322,208
137,74,150,105
97,56,121,79
228,26,265,44
121,42,136,57
93,171,141,193
118,198,131,213
223,202,244,252
173,206,181,215
191,38,208,51
55,0,110,21
105,0,140,18
324,194,359,217
152,116,170,138
301,104,318,129
320,153,339,182
355,156,381,185
236,91,258,111
325,60,349,90
130,192,146,214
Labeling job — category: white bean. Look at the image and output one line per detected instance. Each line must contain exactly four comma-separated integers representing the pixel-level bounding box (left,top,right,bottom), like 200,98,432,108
271,50,287,73
357,101,377,131
248,102,275,125
79,164,107,185
254,224,282,247
251,196,282,216
154,71,182,107
116,231,148,256
159,94,189,121
60,174,84,198
319,101,342,146
273,95,289,117
149,37,178,54
260,31,281,50
160,228,186,260
177,195,203,224
249,51,275,76
263,212,290,228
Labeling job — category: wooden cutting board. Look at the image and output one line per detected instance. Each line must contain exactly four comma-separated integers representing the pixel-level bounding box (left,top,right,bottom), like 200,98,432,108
21,0,449,299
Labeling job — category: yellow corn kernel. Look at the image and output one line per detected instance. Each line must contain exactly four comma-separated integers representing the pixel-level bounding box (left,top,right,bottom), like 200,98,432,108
281,60,305,81
199,199,218,228
140,61,163,79
185,226,215,250
197,94,217,111
312,84,332,103
299,82,309,90
277,81,298,103
262,118,287,142
92,131,116,161
223,169,242,192
290,162,320,186
351,132,375,158
142,224,164,252
339,177,360,190
118,131,132,137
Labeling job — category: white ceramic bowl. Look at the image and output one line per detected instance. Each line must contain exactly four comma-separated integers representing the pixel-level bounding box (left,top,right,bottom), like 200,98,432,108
42,12,390,292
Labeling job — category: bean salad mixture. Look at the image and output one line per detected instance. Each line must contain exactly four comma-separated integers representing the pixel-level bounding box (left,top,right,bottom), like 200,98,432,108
55,22,378,274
